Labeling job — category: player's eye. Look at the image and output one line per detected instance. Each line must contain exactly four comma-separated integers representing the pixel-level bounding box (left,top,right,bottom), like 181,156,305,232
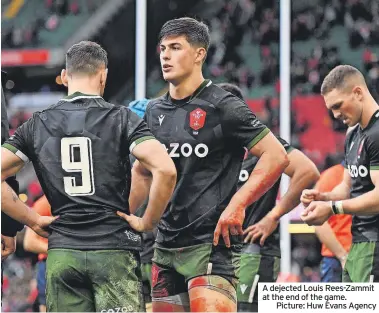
332,102,343,110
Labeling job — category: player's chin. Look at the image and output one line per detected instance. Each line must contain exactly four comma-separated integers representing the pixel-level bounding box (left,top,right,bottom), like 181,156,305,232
162,72,177,82
344,118,357,127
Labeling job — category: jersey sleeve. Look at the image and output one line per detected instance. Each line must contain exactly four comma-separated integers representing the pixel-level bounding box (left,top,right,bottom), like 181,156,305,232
220,95,270,150
124,107,155,152
276,136,294,153
2,117,34,163
367,129,379,170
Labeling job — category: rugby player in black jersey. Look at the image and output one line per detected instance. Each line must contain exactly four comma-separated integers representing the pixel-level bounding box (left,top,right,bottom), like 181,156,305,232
301,65,379,282
218,83,319,312
1,41,177,311
134,17,289,312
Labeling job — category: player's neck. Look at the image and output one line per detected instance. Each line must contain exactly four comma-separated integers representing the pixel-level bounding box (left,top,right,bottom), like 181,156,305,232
169,72,205,100
67,80,101,97
360,98,379,129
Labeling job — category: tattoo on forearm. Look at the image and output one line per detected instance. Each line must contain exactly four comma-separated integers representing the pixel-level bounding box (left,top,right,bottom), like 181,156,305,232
7,185,19,203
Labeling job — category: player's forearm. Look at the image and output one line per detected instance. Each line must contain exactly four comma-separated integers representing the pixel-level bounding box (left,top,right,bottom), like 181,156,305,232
270,168,320,220
340,187,379,215
231,152,288,210
23,228,48,254
129,165,152,214
1,181,39,228
321,182,351,201
142,168,176,229
315,222,347,260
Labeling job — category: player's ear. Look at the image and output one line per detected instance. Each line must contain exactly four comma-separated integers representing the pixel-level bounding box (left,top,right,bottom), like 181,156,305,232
352,85,364,102
61,69,68,87
100,68,108,87
195,47,206,64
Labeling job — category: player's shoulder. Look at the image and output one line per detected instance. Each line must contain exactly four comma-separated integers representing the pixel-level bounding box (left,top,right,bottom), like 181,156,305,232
366,111,379,137
18,110,43,127
145,95,166,112
44,95,117,111
201,83,245,109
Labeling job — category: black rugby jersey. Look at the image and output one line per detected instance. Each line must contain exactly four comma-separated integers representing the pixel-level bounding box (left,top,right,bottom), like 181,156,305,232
3,92,154,250
344,110,379,242
144,80,270,247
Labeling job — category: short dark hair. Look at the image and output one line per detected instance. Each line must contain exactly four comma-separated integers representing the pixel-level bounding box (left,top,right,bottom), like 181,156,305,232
66,41,108,75
321,65,365,95
217,83,244,100
158,17,210,51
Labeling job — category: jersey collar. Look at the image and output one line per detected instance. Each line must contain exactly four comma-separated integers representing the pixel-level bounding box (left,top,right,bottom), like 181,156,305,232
166,79,212,105
362,109,379,131
62,91,102,102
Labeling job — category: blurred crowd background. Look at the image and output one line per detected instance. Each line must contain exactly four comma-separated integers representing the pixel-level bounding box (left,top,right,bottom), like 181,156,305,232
1,0,378,311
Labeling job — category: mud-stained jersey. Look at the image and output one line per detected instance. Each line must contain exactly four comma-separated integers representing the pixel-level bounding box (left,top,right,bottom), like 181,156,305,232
144,80,270,247
3,92,154,250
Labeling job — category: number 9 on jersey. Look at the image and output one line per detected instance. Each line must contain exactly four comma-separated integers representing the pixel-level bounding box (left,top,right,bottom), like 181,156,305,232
61,137,95,196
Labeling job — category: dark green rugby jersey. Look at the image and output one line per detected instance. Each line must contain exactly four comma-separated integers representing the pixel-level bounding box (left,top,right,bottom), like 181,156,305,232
344,110,379,243
3,92,154,251
144,80,270,247
237,136,293,257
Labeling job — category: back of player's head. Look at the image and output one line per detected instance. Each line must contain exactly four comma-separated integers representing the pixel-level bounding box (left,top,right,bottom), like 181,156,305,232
217,83,244,101
66,41,108,75
159,17,210,52
321,65,366,96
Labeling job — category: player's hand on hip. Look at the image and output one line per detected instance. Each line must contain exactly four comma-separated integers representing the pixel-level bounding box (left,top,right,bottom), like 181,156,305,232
117,211,150,232
213,205,245,248
243,214,278,246
300,189,321,207
301,201,332,226
32,215,59,238
1,235,16,260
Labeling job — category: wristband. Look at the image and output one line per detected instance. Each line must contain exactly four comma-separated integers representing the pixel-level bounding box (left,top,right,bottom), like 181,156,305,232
331,201,344,214
335,200,344,214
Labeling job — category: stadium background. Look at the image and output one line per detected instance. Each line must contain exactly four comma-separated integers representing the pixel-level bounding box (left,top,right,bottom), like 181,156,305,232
1,0,378,311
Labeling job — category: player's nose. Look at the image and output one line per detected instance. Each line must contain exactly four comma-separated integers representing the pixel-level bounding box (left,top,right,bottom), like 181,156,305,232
161,50,170,61
333,110,341,120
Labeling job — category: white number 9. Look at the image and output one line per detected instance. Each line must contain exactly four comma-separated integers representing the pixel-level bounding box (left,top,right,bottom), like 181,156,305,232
61,137,95,196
